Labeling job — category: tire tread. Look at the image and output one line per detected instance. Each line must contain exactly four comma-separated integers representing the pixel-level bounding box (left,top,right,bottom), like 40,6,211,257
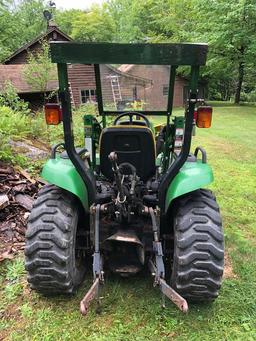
25,185,85,295
171,189,224,302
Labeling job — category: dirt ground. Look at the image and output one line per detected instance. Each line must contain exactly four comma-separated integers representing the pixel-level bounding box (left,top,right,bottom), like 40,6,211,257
0,162,40,262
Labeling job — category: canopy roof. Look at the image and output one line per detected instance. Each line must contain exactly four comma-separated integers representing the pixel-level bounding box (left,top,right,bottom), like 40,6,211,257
50,42,208,66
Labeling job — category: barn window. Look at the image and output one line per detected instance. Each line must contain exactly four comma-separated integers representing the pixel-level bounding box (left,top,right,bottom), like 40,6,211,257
163,85,169,96
80,89,97,103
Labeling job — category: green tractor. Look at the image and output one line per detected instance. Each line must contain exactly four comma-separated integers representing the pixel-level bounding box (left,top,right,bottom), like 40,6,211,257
25,42,224,314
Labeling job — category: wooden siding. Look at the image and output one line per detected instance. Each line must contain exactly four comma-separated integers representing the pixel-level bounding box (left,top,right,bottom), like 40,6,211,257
3,25,190,109
124,65,188,109
67,64,96,107
0,64,58,93
5,32,70,65
100,64,149,109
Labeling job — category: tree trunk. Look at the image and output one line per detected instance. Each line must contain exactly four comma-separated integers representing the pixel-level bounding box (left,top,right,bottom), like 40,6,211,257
234,45,245,104
234,61,244,104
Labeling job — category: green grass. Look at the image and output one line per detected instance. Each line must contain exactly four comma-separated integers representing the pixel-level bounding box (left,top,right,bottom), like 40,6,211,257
1,103,256,340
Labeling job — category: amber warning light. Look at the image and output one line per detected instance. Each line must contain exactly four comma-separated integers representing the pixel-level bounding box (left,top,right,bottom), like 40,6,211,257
44,103,62,125
196,106,212,128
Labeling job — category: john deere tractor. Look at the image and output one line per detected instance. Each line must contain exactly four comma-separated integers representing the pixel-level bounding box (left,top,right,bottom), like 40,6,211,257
25,42,224,314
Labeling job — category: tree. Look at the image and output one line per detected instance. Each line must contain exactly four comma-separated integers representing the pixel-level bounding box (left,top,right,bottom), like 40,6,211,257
71,5,115,42
0,0,47,62
193,0,256,103
107,0,145,42
55,8,83,36
23,40,56,100
107,0,198,43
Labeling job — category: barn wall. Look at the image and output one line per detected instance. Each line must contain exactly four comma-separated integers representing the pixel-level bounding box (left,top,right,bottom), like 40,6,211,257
100,65,148,109
173,78,187,107
125,65,188,109
5,32,69,65
67,64,96,107
100,64,114,104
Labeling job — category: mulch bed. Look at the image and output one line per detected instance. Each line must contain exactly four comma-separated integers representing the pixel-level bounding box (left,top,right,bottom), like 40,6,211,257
0,162,41,262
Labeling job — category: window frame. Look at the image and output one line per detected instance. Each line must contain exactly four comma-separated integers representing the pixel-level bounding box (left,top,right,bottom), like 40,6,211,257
80,88,97,104
163,84,169,96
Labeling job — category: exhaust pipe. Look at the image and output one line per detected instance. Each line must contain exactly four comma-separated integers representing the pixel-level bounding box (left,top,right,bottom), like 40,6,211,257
104,230,145,276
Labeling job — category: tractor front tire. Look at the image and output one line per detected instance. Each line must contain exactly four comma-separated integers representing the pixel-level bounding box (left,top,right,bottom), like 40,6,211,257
25,185,86,295
171,189,224,302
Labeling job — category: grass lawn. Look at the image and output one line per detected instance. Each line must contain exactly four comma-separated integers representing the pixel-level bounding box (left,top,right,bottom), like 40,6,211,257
1,103,256,340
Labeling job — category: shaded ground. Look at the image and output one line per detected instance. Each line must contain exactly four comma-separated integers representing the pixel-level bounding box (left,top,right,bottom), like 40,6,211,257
0,103,256,340
9,140,49,160
0,163,40,261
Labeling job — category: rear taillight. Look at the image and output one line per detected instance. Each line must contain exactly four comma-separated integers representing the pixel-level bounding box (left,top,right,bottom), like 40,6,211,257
196,106,212,128
44,103,62,125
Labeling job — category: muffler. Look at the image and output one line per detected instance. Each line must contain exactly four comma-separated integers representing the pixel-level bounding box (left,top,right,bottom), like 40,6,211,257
104,230,145,276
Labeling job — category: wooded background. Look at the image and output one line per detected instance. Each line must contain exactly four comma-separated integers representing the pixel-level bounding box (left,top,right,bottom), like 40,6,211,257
1,0,256,104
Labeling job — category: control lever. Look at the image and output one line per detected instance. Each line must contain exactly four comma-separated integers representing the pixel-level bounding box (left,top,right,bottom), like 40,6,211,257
108,152,126,203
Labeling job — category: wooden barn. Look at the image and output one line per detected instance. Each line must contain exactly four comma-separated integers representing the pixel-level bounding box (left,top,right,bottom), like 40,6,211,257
0,22,96,110
0,22,201,110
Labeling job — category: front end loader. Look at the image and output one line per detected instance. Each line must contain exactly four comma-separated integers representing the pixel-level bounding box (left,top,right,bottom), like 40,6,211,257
25,42,224,314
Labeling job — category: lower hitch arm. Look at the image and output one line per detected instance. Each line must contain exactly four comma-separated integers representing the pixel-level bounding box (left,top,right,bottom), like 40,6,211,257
159,278,188,313
148,207,188,313
80,204,104,316
80,277,100,315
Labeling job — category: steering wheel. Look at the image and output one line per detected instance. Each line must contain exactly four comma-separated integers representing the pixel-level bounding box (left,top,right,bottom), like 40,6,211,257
113,112,150,128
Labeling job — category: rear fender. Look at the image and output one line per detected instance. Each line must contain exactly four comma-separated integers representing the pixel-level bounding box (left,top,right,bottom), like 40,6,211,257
41,158,89,211
165,161,213,211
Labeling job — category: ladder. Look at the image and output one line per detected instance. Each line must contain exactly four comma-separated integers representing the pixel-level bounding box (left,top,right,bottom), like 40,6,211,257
68,82,75,106
109,75,122,108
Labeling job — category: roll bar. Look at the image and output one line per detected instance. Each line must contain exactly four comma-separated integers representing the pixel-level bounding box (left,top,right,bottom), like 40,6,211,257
52,42,206,208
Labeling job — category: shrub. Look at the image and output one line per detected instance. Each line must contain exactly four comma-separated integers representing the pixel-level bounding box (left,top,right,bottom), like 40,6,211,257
240,91,256,103
0,106,31,163
0,106,31,138
0,81,30,114
0,102,103,166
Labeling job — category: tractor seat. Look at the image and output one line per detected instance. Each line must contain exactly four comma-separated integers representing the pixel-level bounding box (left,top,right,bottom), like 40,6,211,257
99,126,156,181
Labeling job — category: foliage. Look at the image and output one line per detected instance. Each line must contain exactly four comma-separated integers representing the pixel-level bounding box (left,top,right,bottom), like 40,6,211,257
2,1,256,103
192,0,256,103
0,0,47,62
0,81,30,114
107,0,256,103
55,8,84,36
0,103,95,165
23,40,56,99
71,4,115,42
240,90,256,103
0,105,30,163
55,6,116,42
107,0,147,42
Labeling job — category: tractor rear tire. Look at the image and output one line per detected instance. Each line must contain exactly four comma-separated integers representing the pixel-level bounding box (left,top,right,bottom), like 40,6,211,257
25,185,86,295
171,189,224,302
